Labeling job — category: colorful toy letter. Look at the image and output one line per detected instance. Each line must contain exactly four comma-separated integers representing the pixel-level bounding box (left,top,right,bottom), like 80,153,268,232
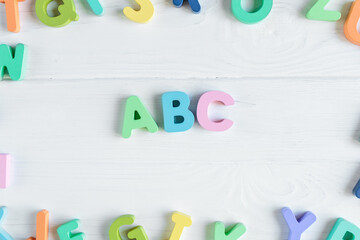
231,0,272,23
57,219,85,240
86,0,103,15
306,0,341,21
109,215,149,240
214,222,246,240
128,226,149,240
122,96,158,138
35,0,79,27
109,215,135,240
326,218,360,240
0,154,10,188
27,210,49,240
281,207,317,240
0,44,27,81
353,179,360,198
0,207,13,240
162,91,195,133
173,0,200,13
0,0,25,32
123,0,154,23
196,91,234,131
344,0,360,45
169,212,192,240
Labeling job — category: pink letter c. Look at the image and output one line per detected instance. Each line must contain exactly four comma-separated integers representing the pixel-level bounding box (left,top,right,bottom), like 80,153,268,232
196,91,234,131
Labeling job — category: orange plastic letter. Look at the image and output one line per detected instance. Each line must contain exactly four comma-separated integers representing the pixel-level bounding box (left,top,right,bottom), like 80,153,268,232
344,0,360,45
27,210,49,240
0,0,25,32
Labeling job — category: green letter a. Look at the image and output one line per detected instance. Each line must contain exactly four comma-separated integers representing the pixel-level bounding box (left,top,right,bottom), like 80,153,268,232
122,96,158,138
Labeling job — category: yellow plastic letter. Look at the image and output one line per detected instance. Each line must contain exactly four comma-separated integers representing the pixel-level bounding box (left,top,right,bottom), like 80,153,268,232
123,0,154,23
169,212,192,240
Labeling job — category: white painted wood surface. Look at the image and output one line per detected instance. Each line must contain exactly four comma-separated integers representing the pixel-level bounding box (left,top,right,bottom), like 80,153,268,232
1,79,360,240
1,0,360,239
0,0,359,79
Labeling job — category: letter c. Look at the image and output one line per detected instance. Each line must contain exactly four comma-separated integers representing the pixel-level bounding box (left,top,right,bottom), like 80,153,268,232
196,91,234,131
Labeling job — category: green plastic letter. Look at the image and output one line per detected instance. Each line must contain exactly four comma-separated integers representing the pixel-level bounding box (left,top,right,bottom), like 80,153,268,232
231,0,272,23
35,0,79,27
214,222,246,240
128,226,149,240
0,44,27,81
122,96,158,138
326,218,360,240
306,0,341,21
109,215,135,240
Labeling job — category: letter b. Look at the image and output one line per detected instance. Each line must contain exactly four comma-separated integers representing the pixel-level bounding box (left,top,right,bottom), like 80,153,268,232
162,91,195,133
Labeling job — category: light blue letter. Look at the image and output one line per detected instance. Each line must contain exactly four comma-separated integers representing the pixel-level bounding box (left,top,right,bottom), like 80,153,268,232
0,207,13,240
162,91,194,133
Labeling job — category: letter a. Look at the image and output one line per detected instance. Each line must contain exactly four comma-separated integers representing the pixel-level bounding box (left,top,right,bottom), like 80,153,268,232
122,96,158,138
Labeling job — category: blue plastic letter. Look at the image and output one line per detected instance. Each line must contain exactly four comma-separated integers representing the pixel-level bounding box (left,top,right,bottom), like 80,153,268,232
0,207,13,240
162,91,195,133
353,179,360,198
173,0,200,13
281,207,316,240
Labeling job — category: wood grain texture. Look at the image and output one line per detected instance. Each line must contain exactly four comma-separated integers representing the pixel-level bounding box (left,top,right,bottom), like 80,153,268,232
0,79,360,240
1,0,360,237
0,0,358,79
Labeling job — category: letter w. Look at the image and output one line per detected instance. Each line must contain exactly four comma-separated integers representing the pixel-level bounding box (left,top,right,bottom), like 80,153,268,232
0,44,27,80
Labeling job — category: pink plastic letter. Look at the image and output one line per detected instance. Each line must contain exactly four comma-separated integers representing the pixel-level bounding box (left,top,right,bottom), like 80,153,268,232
0,154,10,188
196,91,234,131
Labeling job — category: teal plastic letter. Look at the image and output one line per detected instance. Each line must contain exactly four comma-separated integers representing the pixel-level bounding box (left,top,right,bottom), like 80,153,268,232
109,215,135,240
0,207,14,240
214,221,246,240
326,218,360,240
86,0,104,15
162,91,195,133
231,0,272,23
0,44,27,81
57,219,85,240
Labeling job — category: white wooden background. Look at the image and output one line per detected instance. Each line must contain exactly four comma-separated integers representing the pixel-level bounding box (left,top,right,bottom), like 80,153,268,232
1,0,360,239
